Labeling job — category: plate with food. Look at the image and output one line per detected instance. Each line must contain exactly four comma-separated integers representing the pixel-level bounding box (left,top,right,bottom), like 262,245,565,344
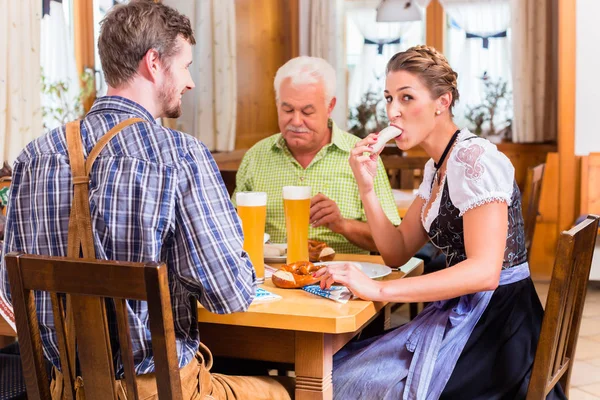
271,260,392,289
264,243,287,263
264,239,336,263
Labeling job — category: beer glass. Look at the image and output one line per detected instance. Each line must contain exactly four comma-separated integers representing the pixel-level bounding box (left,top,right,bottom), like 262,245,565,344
283,186,311,264
236,192,267,283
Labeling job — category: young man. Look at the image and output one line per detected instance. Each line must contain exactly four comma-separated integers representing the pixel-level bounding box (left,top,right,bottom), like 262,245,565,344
0,1,291,398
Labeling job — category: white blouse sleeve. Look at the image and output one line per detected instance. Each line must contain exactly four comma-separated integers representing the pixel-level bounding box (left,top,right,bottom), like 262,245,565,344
447,139,515,216
416,159,436,200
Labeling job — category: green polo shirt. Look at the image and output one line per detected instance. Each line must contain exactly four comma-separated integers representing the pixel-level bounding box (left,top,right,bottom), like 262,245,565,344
233,122,401,254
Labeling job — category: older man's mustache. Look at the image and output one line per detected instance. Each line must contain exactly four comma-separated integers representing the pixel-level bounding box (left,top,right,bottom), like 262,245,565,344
285,125,311,133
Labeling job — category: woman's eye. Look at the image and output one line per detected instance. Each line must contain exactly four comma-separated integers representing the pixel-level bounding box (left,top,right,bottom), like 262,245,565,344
402,95,413,101
385,96,392,103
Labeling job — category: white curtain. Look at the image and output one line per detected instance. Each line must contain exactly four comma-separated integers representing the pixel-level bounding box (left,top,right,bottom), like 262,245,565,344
308,0,347,129
347,8,421,109
0,0,42,163
41,1,80,130
510,0,555,142
163,0,237,152
441,0,512,134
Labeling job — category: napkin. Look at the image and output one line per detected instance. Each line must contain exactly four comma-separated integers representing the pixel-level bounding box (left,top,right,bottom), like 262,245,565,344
252,287,282,304
302,284,354,304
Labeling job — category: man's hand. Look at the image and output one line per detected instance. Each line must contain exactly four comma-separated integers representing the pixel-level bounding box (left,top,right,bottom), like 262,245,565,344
310,193,345,233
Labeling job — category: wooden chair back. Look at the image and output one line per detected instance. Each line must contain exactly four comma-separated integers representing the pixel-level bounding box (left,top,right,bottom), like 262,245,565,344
220,169,237,197
380,153,429,190
5,253,183,400
527,215,600,399
211,149,247,171
522,163,546,260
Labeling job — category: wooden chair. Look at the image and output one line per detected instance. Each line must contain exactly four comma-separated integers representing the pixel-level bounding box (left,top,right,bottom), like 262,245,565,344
526,215,600,399
219,169,237,197
522,163,546,260
5,253,183,400
379,152,429,190
211,149,247,171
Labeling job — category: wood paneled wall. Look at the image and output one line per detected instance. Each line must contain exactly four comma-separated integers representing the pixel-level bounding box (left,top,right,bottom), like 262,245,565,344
234,0,299,150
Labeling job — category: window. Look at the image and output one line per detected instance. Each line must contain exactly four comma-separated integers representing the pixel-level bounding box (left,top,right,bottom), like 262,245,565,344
443,0,512,138
346,4,426,135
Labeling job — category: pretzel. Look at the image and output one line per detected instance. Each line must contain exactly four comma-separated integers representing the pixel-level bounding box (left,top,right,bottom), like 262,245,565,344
271,261,325,289
308,239,335,262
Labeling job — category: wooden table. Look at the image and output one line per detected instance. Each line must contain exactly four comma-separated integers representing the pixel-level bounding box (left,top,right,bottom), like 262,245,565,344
197,254,423,400
392,189,418,218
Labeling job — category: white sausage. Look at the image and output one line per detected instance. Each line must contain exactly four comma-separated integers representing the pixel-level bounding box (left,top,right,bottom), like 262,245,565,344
370,125,403,154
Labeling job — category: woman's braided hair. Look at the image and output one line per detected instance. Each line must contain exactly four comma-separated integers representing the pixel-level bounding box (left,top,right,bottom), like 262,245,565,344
386,45,459,114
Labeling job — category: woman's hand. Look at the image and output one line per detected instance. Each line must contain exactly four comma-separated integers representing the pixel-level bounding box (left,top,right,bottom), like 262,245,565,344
349,133,380,194
313,262,383,301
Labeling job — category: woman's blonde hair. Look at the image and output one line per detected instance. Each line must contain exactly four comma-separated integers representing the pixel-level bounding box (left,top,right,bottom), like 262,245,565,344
386,45,459,114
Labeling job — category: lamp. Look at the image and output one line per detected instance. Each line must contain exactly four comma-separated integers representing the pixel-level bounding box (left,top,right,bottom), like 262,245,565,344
376,0,423,22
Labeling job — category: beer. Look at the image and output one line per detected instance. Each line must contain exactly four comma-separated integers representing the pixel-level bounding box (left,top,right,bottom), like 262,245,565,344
283,186,311,264
236,192,267,283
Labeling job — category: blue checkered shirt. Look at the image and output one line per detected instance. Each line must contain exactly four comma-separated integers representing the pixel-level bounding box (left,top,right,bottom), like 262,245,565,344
0,96,256,375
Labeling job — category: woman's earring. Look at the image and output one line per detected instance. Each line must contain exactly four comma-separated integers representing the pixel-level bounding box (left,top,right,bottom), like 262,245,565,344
435,110,441,115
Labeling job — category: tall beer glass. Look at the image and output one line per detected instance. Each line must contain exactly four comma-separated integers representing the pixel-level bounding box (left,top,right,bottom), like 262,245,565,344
236,192,267,283
283,186,311,264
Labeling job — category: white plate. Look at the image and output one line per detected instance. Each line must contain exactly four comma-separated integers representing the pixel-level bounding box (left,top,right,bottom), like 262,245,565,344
313,261,392,280
264,243,287,263
264,233,270,244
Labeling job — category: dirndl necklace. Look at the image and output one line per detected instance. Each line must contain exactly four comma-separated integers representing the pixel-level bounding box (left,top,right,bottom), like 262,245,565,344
433,129,461,183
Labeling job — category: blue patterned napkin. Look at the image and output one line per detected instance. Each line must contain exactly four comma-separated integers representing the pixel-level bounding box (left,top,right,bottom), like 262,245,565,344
252,287,282,304
302,285,354,304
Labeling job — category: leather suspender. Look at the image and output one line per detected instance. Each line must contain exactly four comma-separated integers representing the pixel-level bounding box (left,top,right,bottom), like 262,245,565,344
62,117,145,385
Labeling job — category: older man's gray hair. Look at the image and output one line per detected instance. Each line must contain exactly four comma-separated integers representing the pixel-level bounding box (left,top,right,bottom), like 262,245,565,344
273,56,337,105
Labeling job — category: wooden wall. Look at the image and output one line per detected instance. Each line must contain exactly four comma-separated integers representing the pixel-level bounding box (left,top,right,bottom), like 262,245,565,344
234,0,299,150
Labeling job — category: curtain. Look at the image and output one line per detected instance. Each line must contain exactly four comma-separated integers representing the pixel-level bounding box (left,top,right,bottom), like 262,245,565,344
347,8,421,109
0,0,42,163
308,0,347,129
163,0,237,152
510,0,556,142
41,0,80,130
440,0,512,136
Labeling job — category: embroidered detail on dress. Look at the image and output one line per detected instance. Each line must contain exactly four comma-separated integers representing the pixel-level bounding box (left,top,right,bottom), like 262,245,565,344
457,194,511,217
422,174,447,232
456,143,485,180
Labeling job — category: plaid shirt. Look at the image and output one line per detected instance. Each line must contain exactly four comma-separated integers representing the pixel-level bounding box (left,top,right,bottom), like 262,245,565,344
233,122,401,254
0,96,256,375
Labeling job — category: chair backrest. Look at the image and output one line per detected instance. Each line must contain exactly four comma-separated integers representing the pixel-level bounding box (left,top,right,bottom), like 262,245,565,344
527,215,599,399
380,153,429,190
220,169,237,197
211,149,247,171
522,163,546,259
5,253,183,400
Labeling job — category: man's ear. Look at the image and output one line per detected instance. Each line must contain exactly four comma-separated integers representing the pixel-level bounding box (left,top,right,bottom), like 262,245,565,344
141,48,162,83
328,97,337,115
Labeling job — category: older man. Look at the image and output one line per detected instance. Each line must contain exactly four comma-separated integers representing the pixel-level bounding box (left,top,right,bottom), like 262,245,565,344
234,57,400,254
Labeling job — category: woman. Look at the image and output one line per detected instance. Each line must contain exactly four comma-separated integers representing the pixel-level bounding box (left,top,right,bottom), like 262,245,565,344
314,45,565,399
